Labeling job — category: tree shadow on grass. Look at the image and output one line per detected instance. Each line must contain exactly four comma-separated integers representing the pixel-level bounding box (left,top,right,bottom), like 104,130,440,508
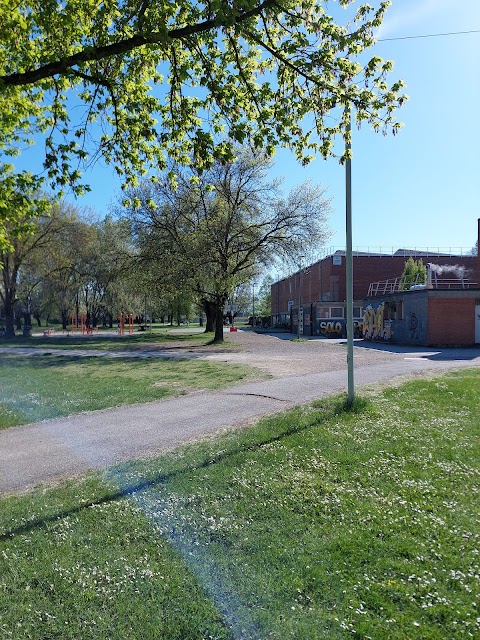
0,331,215,351
0,394,371,541
0,353,190,370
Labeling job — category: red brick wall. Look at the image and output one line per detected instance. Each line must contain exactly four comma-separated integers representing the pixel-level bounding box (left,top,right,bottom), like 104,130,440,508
427,297,475,345
271,254,478,315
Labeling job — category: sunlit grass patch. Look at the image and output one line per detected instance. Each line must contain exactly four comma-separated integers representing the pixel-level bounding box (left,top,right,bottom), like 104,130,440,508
0,354,259,429
124,370,480,639
1,369,479,638
0,475,232,640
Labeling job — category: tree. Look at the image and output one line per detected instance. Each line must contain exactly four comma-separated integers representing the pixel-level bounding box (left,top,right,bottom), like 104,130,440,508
0,1,406,190
10,212,136,332
0,199,72,337
40,215,96,330
229,281,257,319
76,216,134,327
16,249,51,330
0,167,48,256
122,150,331,341
255,275,274,320
400,257,427,290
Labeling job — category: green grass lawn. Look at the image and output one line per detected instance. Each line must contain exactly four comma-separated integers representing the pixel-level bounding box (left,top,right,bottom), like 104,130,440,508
1,369,479,639
0,354,258,428
0,328,226,352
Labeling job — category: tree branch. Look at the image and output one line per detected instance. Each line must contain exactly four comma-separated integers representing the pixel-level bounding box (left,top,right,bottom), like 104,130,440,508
1,0,278,87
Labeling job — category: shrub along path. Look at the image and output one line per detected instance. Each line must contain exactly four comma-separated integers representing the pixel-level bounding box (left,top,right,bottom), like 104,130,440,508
1,330,479,494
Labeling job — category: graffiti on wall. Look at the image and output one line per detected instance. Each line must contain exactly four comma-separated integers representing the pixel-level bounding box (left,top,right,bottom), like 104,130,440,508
363,303,391,341
319,320,343,335
409,312,419,340
318,319,363,337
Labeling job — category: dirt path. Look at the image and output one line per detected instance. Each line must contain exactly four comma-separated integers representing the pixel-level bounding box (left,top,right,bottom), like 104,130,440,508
3,328,477,378
205,330,433,377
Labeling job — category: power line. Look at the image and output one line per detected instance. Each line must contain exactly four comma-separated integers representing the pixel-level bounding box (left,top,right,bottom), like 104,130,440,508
378,29,480,42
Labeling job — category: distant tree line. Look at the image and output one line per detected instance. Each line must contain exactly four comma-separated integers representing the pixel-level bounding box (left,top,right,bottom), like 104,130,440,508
1,151,332,340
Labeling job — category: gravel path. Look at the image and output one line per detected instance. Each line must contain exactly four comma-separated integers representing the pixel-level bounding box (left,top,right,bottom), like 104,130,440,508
210,330,402,376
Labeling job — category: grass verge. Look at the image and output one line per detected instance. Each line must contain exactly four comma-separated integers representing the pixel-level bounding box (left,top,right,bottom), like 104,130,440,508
0,329,227,352
1,369,479,639
0,354,259,429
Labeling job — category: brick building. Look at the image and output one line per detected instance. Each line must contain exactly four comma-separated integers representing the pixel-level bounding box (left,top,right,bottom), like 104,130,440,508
271,221,480,340
362,287,479,347
363,240,480,347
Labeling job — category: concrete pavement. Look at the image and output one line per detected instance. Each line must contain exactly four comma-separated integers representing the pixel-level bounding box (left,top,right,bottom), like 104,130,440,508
1,340,479,495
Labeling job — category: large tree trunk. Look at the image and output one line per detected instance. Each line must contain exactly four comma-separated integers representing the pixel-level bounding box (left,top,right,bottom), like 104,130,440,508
61,309,69,331
213,302,224,343
203,299,215,333
23,309,32,336
15,307,22,331
4,295,16,338
23,297,32,336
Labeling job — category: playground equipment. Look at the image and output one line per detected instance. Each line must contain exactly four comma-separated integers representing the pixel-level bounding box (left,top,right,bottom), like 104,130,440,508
118,312,135,335
70,313,97,335
67,311,143,336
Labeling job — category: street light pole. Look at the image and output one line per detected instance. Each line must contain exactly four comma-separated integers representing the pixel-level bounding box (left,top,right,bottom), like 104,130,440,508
297,267,302,338
297,257,305,338
252,281,255,327
345,107,354,406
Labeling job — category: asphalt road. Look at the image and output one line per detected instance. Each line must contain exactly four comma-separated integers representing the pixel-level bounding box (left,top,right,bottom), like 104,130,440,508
1,331,479,495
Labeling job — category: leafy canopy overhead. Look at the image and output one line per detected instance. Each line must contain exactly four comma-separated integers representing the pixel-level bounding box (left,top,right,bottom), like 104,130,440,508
0,1,406,190
0,166,50,254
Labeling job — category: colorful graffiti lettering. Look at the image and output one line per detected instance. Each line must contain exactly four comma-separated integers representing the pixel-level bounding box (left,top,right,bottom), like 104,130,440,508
363,303,391,341
363,306,375,339
319,320,343,335
318,320,363,337
374,303,384,339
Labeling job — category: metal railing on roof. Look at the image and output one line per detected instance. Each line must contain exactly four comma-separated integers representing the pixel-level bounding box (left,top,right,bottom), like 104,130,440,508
323,246,475,258
367,276,478,297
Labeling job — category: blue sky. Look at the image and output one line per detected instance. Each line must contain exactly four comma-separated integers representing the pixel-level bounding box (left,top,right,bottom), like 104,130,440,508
270,0,480,255
11,0,480,256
